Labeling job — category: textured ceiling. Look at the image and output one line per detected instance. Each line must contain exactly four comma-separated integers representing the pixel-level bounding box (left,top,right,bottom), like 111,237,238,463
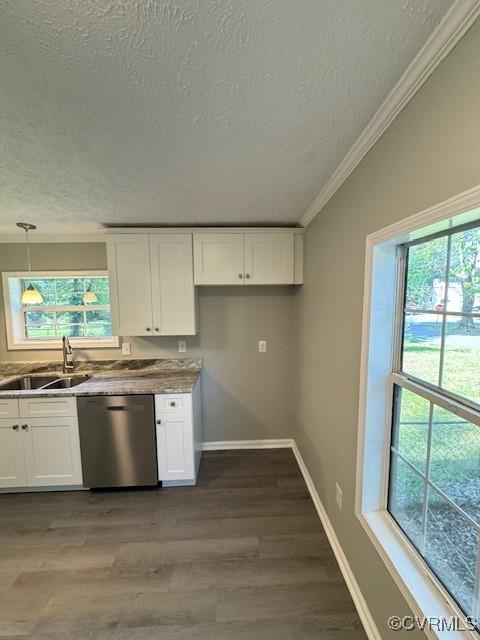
0,0,453,235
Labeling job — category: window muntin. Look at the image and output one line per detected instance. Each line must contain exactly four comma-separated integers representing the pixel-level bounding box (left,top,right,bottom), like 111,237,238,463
21,276,112,339
390,221,480,624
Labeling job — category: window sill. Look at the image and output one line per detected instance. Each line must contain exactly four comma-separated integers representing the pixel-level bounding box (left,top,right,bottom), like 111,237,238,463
357,510,478,640
7,337,119,350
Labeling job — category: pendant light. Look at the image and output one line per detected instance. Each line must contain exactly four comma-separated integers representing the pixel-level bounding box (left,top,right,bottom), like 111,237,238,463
17,223,43,305
83,284,97,304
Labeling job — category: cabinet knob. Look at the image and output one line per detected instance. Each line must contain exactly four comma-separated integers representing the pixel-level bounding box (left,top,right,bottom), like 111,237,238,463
155,328,159,332
238,273,243,279
170,402,176,407
156,419,162,425
245,273,251,279
146,327,151,332
12,424,19,431
21,424,28,431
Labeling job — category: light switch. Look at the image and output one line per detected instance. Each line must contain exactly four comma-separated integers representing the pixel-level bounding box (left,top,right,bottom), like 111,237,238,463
258,340,267,353
121,341,131,356
178,340,186,353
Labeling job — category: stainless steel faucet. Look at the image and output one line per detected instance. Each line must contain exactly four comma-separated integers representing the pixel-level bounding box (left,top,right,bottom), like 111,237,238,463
62,335,75,374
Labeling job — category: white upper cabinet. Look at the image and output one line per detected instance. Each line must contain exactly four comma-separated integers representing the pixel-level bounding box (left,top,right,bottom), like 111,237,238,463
108,230,302,320
194,231,301,285
244,233,294,285
193,233,245,285
107,233,197,337
107,234,153,336
150,235,196,335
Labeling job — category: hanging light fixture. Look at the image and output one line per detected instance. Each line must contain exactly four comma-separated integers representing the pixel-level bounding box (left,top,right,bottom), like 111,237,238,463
83,284,97,304
17,223,43,305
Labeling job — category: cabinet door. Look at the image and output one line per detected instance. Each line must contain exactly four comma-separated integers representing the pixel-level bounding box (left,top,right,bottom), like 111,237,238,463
107,234,153,336
0,419,26,488
156,413,194,482
193,233,244,285
244,233,294,284
23,417,83,487
150,235,196,335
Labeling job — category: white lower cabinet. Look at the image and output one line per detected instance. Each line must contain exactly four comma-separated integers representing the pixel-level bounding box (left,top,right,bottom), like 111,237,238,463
155,383,202,486
0,398,83,491
23,417,82,487
0,419,27,488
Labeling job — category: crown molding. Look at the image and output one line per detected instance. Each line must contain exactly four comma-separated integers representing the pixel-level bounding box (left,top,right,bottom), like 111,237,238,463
300,0,480,228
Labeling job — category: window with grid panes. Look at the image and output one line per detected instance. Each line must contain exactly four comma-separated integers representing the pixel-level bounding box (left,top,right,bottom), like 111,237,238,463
388,223,480,624
2,272,117,348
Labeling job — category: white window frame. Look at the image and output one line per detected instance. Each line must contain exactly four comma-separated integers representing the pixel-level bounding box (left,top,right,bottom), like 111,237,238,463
2,270,119,350
356,184,480,640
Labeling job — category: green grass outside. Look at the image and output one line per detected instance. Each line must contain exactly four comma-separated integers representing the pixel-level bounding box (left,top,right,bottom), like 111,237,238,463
393,336,480,524
26,324,112,339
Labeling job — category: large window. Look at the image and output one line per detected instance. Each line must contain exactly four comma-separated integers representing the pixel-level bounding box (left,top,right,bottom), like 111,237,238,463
2,271,118,349
388,223,480,623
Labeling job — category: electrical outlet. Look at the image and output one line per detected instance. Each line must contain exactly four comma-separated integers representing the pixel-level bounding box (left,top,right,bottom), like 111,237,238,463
178,340,186,353
258,340,267,353
121,341,131,356
335,483,343,511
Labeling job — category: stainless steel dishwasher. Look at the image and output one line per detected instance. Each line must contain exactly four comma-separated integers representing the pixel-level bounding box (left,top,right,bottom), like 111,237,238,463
77,395,157,488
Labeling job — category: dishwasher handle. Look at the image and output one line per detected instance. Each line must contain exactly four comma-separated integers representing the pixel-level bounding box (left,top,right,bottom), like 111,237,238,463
106,405,145,412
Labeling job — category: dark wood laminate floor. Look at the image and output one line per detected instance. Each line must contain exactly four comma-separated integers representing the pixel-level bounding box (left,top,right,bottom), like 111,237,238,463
0,449,367,640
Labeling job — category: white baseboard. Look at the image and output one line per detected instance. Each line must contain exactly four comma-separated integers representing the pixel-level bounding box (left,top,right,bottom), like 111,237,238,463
290,441,381,640
162,478,196,487
200,438,380,640
201,438,294,451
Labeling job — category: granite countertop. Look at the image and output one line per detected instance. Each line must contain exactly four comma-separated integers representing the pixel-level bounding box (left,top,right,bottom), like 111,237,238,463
0,358,201,398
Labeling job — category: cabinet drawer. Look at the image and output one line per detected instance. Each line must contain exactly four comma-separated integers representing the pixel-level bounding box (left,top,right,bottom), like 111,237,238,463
155,394,190,414
0,398,19,419
19,397,77,418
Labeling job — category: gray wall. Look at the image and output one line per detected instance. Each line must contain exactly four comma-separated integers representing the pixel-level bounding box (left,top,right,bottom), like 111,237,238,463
0,243,295,442
294,19,480,639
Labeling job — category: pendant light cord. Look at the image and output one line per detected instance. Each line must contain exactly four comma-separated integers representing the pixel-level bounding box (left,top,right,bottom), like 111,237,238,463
25,229,32,273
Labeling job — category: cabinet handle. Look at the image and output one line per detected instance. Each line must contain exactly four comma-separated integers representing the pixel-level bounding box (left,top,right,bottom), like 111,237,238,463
12,424,19,431
238,273,243,279
245,273,251,279
21,424,28,431
146,327,151,332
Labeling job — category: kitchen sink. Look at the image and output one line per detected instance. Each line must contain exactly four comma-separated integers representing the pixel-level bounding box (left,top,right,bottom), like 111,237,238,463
0,374,90,391
0,375,58,390
43,375,91,389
